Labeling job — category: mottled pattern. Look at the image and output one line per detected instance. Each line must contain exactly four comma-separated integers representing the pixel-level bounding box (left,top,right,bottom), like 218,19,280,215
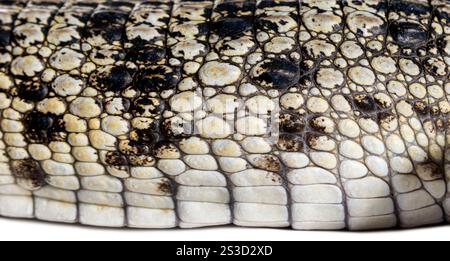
0,0,449,230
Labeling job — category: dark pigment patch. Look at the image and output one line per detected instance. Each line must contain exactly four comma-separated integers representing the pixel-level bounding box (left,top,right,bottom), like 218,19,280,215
24,112,66,143
11,159,45,189
127,46,166,64
424,58,447,77
215,2,254,15
90,65,133,92
17,81,48,102
251,155,281,172
135,65,180,92
212,16,253,37
377,111,396,126
252,58,300,89
309,116,331,133
258,0,296,8
89,11,128,28
153,141,179,158
391,0,430,16
413,101,429,116
131,97,164,118
105,151,128,166
162,117,190,139
127,129,161,155
277,133,303,152
91,48,126,63
85,27,123,44
389,21,428,47
279,112,305,133
353,94,376,112
158,179,173,194
0,27,11,47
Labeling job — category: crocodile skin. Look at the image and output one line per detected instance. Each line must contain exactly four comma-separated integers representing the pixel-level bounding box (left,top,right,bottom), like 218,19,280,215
0,0,448,230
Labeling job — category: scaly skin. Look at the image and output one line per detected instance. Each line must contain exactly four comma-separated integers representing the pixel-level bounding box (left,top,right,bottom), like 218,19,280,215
0,0,448,230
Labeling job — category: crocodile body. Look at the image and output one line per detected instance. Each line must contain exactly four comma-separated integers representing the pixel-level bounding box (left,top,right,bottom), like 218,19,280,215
0,0,449,230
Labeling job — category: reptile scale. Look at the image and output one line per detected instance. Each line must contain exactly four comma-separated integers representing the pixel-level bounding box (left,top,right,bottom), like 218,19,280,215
0,0,449,230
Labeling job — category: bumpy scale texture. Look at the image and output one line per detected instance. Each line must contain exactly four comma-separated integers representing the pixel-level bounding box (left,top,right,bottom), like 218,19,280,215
0,0,449,230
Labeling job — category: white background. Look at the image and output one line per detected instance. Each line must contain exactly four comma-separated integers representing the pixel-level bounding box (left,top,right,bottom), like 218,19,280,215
1,218,449,241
